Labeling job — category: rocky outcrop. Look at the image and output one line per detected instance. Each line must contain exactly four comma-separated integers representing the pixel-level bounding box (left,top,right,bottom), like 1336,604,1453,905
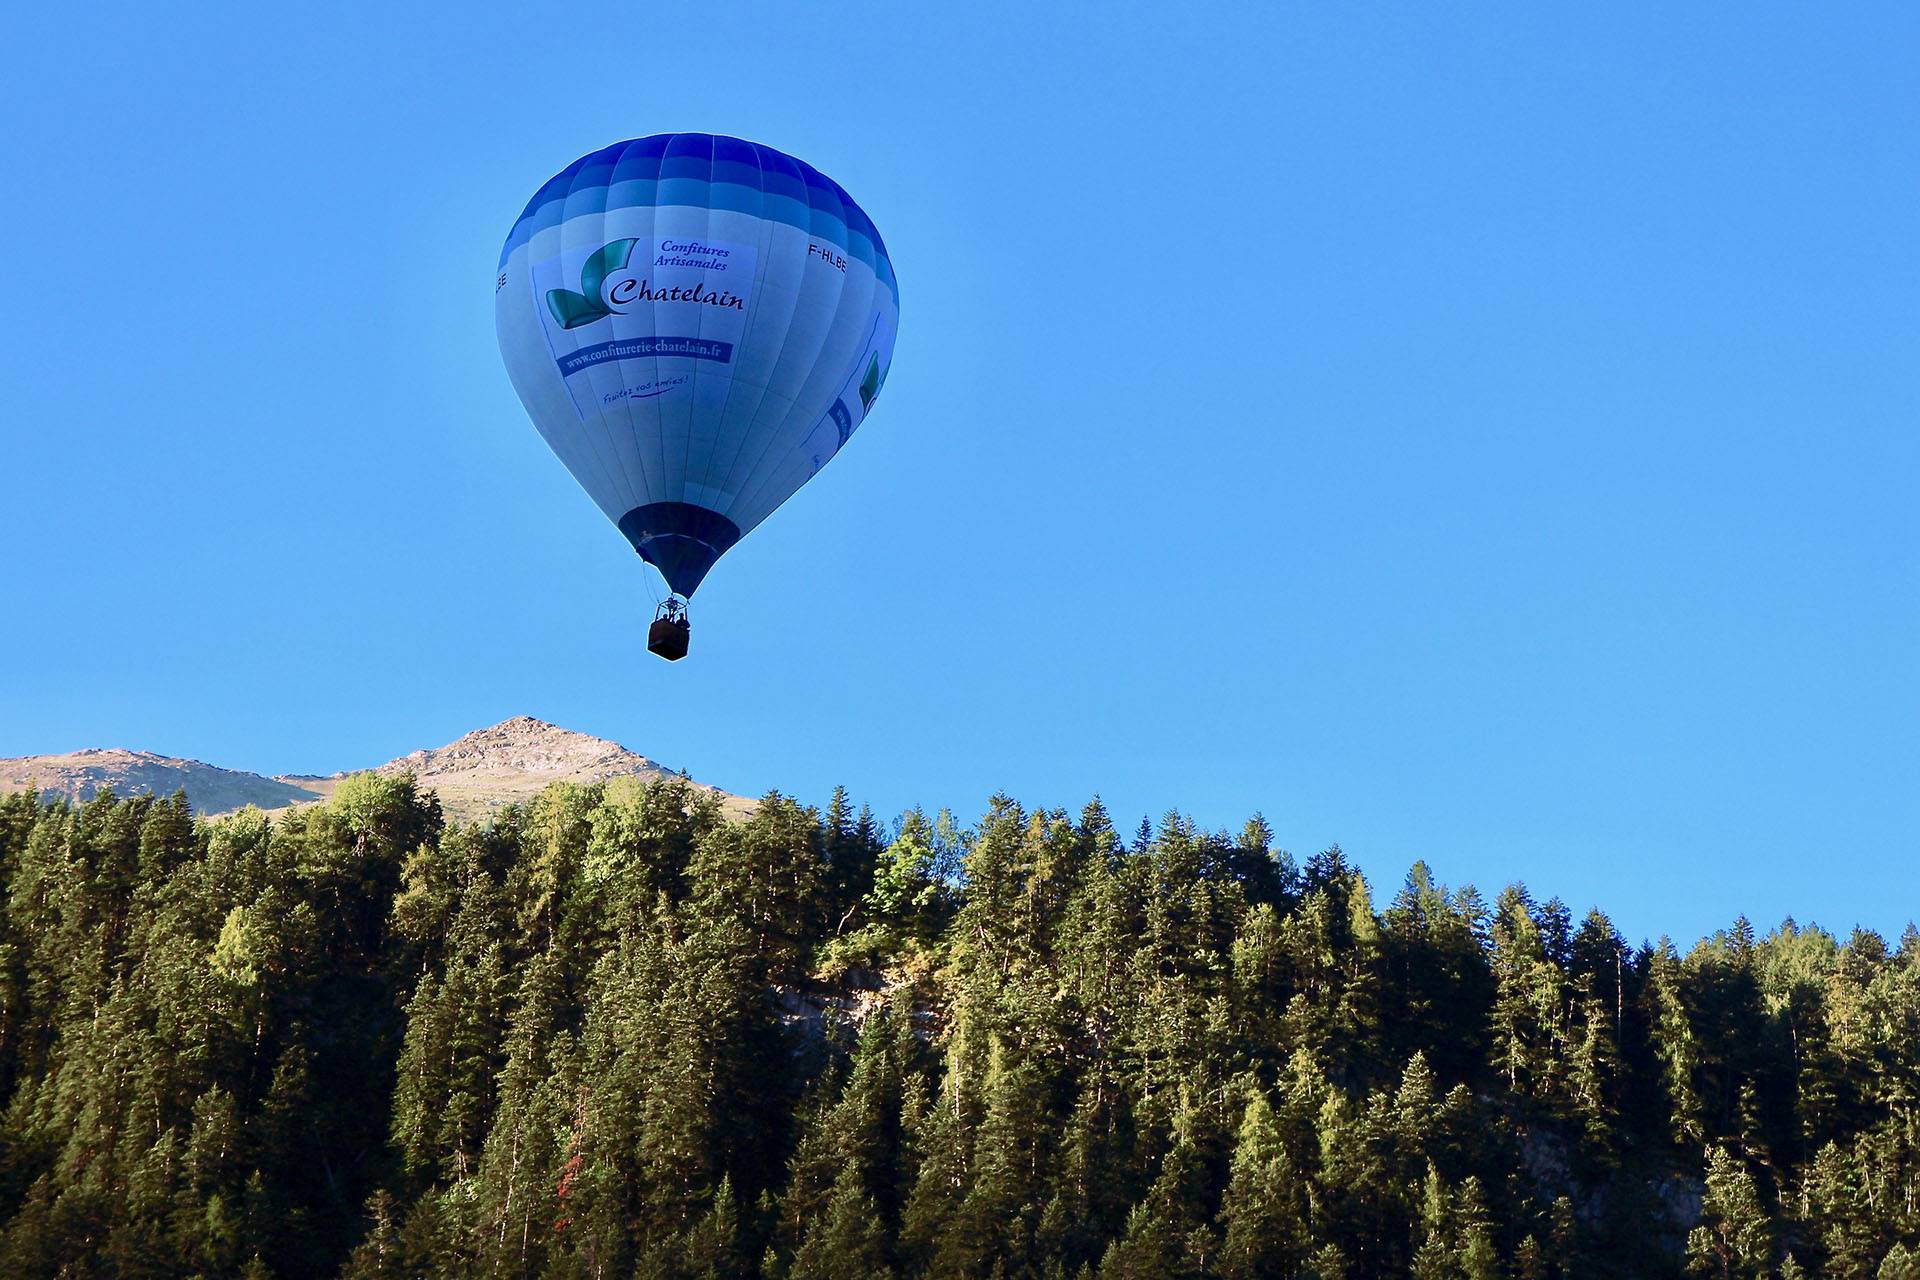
0,717,751,824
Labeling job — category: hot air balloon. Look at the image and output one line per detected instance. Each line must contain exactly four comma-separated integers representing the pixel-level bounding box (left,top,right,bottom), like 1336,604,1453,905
495,134,898,660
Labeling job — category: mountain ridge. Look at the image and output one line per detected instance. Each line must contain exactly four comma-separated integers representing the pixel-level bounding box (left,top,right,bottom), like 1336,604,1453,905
0,717,750,823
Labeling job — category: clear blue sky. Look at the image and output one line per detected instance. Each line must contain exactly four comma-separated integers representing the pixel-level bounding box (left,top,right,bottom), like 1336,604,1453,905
2,3,1914,947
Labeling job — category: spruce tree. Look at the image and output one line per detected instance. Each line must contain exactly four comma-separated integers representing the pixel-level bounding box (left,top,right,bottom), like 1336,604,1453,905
790,1164,893,1280
1216,1089,1309,1279
1685,1147,1775,1278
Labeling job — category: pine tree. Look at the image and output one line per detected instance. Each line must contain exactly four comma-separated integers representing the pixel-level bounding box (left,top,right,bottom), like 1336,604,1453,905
1805,1138,1881,1278
1453,1177,1500,1280
1880,1243,1920,1280
1216,1089,1309,1279
1647,939,1708,1147
1489,885,1561,1097
468,951,570,1276
1685,1147,1775,1278
821,786,876,939
1514,1234,1546,1279
1301,1242,1348,1279
1035,1077,1137,1273
790,1164,893,1280
679,1176,748,1280
932,1042,1051,1277
899,1072,975,1276
1568,994,1620,1162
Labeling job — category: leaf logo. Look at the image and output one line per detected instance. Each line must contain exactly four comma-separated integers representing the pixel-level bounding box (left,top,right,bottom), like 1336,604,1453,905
858,353,887,412
546,239,640,330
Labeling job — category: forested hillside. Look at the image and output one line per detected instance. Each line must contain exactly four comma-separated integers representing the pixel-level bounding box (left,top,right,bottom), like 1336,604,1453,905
0,779,1914,1278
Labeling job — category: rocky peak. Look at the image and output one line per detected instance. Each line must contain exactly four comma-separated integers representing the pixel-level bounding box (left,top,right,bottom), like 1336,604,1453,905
370,717,670,785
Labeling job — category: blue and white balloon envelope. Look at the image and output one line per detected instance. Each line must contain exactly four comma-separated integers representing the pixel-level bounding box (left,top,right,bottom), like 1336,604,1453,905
495,133,898,599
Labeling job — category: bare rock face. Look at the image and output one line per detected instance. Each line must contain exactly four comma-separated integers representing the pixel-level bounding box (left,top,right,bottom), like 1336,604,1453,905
336,716,746,823
372,716,671,788
0,717,750,824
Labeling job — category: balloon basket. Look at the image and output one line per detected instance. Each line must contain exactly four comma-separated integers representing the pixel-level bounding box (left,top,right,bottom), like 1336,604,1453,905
648,598,691,662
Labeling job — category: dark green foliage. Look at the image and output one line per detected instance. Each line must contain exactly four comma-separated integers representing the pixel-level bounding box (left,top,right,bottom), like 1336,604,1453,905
0,779,1914,1277
0,777,437,1275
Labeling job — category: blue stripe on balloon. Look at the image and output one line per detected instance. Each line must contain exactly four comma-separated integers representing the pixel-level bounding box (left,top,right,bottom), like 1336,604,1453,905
500,133,894,303
711,134,757,167
503,182,896,301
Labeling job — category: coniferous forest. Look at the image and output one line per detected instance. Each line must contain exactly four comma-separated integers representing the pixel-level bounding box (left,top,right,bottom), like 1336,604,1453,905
0,778,1915,1279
